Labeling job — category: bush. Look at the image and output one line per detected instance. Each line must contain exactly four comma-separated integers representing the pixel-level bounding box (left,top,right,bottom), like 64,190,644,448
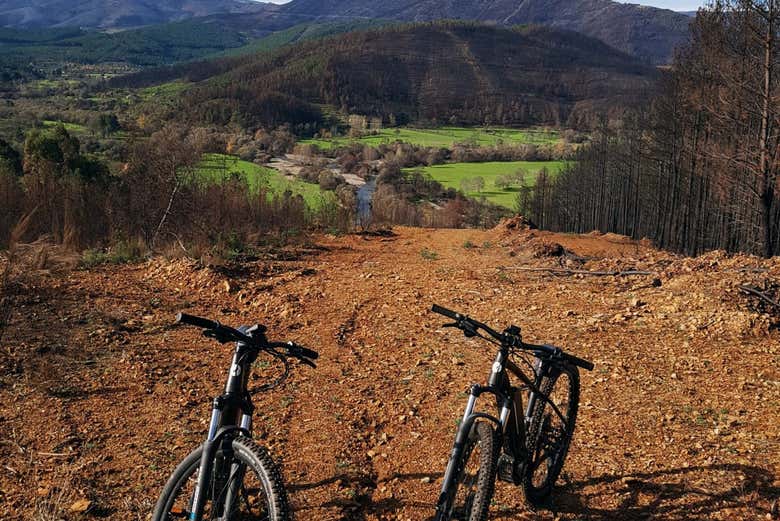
80,240,144,268
318,171,345,190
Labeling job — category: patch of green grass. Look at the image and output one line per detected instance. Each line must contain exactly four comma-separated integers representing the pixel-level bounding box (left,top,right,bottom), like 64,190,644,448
407,160,569,209
139,81,189,100
194,153,336,209
42,120,87,133
30,79,80,89
420,248,439,260
300,126,561,150
81,240,143,268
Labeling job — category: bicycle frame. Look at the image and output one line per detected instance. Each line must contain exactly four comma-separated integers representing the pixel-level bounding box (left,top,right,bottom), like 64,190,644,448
188,336,259,521
433,347,562,521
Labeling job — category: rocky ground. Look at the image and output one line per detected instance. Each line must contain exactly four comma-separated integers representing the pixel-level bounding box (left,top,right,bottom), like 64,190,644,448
1,222,778,520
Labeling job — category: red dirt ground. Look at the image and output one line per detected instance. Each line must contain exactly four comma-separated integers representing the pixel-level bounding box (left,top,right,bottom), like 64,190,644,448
1,224,778,520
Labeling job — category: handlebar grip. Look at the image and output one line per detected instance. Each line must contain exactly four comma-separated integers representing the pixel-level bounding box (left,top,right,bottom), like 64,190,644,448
431,304,459,320
176,313,220,330
565,353,594,371
295,344,319,360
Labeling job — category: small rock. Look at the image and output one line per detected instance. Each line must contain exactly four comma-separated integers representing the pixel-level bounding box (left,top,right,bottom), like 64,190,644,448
420,476,431,483
69,498,91,513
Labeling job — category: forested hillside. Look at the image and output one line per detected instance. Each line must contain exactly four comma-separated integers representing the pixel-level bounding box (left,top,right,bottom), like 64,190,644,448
0,0,691,66
521,0,780,257
276,0,691,64
0,21,251,76
0,19,390,81
140,22,657,131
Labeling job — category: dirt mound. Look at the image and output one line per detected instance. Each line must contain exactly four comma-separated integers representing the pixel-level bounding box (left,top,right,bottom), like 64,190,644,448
495,220,659,260
495,215,537,233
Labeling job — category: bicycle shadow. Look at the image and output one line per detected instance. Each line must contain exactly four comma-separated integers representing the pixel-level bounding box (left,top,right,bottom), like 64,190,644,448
289,463,777,519
289,471,438,519
492,463,778,520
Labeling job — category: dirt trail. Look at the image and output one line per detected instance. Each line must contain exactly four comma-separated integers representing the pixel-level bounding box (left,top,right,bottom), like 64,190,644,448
1,225,778,520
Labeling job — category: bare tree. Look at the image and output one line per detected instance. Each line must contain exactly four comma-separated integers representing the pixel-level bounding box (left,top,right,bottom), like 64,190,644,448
117,125,206,250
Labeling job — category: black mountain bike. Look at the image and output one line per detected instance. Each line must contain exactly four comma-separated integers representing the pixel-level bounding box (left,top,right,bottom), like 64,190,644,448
151,313,318,521
430,305,594,521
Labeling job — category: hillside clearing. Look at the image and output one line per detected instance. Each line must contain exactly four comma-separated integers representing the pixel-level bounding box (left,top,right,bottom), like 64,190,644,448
195,153,336,209
1,225,777,520
300,126,562,149
408,160,569,209
42,120,88,133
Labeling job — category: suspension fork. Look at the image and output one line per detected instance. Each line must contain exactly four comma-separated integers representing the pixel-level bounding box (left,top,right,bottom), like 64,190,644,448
223,402,254,516
434,384,510,521
188,425,250,521
187,396,225,520
189,392,252,520
190,342,256,520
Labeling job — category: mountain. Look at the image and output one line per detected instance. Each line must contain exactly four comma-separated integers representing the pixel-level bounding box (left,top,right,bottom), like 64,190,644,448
165,22,658,130
0,0,272,30
0,19,391,83
275,0,691,64
0,0,693,64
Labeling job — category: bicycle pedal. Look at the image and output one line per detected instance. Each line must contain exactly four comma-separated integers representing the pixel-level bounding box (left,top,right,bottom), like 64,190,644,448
497,454,521,485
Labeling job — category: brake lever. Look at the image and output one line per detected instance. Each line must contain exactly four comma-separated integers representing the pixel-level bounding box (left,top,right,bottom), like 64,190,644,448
443,321,477,337
203,329,232,343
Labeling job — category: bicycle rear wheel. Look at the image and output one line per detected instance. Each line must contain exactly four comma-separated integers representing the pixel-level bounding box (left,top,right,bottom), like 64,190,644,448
151,436,290,521
523,362,579,506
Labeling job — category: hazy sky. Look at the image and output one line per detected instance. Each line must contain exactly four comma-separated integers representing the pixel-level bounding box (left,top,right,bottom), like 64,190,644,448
260,0,706,12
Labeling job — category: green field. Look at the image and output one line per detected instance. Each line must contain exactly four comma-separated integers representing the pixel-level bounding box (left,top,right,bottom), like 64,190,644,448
300,126,561,149
407,160,568,209
195,154,335,209
139,81,189,100
42,120,88,133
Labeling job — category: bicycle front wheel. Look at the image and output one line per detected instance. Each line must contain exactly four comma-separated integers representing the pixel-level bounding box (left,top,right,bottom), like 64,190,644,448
523,362,580,506
151,436,290,521
445,421,499,521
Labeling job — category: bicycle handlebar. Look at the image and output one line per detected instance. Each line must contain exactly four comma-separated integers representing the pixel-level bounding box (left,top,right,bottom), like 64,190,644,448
431,304,514,345
177,313,221,331
175,313,319,365
431,304,593,371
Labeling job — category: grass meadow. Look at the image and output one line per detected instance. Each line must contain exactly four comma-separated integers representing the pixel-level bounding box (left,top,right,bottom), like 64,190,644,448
300,126,561,149
406,160,568,209
195,153,335,209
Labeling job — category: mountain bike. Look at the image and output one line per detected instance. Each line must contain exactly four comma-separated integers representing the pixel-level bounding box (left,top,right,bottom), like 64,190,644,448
151,313,318,521
430,304,594,521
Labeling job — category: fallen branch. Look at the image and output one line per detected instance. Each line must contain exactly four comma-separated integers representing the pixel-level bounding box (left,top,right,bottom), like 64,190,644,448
505,267,653,277
738,285,780,309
